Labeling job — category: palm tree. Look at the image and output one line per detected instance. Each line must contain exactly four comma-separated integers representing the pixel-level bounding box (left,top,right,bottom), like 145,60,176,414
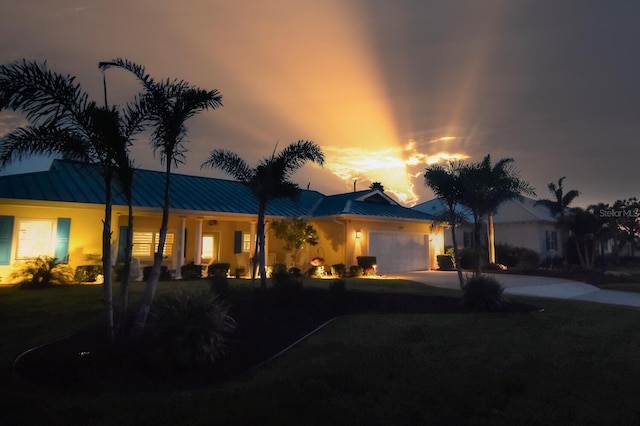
202,140,325,289
480,155,535,265
99,58,223,340
459,155,534,274
424,161,467,288
534,176,580,259
535,177,580,224
0,60,146,342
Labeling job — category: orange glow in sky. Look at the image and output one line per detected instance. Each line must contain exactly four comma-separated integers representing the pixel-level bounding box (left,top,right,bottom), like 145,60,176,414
188,2,470,206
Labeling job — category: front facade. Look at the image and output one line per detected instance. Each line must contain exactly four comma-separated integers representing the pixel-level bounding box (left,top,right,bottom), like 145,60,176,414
0,160,443,284
413,197,561,259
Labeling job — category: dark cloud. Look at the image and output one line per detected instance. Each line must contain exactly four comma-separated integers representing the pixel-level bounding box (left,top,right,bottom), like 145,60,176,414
1,0,639,207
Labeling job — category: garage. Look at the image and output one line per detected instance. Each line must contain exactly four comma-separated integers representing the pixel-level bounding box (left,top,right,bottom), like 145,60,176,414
368,232,430,273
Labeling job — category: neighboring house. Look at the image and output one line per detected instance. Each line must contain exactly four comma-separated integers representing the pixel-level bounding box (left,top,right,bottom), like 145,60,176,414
0,160,444,284
413,197,561,259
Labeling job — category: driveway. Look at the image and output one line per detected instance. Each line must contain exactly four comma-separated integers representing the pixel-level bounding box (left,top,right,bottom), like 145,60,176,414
395,270,640,308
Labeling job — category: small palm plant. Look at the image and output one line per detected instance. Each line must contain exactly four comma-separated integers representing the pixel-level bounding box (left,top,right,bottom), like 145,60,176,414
11,256,74,288
145,290,237,372
461,274,505,312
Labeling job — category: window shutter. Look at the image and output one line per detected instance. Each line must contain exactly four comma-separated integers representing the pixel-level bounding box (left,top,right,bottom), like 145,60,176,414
234,230,242,254
54,218,71,264
0,216,14,265
117,226,128,263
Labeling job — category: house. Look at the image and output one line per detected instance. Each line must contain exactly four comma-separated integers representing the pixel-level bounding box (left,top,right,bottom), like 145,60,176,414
413,197,561,259
0,159,444,284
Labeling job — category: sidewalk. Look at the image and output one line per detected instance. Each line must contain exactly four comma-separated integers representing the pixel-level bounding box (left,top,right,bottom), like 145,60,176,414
395,270,640,308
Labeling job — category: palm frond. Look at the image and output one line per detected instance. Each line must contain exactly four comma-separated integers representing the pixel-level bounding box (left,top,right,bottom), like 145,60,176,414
275,140,324,179
201,149,253,182
0,60,90,128
0,124,89,168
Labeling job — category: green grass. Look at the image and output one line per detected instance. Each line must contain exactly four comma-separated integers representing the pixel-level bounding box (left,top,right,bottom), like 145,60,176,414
1,279,640,425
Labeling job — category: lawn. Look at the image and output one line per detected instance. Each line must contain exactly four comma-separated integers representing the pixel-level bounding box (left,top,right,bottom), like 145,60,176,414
1,278,639,425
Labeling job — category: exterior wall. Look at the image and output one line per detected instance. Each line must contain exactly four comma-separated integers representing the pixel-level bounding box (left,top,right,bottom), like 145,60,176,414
115,214,257,272
337,216,443,271
1,199,442,284
443,221,561,259
0,199,107,284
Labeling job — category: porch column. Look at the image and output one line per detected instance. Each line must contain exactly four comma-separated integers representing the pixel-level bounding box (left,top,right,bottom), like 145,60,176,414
174,217,186,279
194,218,203,264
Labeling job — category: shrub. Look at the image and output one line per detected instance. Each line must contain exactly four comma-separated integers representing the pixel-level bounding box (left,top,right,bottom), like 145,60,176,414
181,262,204,280
271,267,303,293
331,263,346,277
143,266,172,281
349,265,363,277
458,247,489,270
357,256,377,270
495,244,540,269
307,265,325,278
207,263,230,278
436,255,456,270
74,265,103,283
145,290,237,372
234,267,246,278
209,273,230,297
461,274,505,312
288,267,302,277
12,256,74,288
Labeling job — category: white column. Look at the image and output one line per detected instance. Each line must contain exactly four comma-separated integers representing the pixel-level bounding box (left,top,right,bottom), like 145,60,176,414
194,218,203,265
174,217,186,279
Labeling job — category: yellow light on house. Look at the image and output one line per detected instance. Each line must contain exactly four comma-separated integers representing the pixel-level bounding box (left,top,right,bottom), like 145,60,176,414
355,230,362,239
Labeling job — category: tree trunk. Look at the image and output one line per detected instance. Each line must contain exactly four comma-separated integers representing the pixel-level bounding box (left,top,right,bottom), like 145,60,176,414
101,175,114,343
487,214,496,264
257,206,268,289
473,217,483,276
450,224,464,288
130,161,172,341
118,199,134,328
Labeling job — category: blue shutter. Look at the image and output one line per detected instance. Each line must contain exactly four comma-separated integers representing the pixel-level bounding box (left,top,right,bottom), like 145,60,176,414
234,231,242,254
55,218,71,264
0,216,14,265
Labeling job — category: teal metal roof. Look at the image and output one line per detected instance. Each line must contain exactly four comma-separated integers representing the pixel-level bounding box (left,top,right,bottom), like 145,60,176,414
0,159,434,221
312,190,435,220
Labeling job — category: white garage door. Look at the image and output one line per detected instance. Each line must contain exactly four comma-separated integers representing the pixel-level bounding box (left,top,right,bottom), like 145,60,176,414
369,232,429,273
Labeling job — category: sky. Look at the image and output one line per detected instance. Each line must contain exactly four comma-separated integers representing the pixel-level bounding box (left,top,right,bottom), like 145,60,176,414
1,0,639,207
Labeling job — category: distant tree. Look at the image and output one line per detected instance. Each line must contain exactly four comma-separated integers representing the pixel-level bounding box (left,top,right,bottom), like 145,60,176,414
270,217,319,267
99,58,223,341
424,161,467,288
612,197,640,257
535,176,580,259
369,182,385,192
0,59,146,342
565,206,604,269
202,141,324,289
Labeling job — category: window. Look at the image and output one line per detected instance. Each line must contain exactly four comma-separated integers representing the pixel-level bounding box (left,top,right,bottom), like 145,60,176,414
546,230,558,251
17,219,55,259
243,233,252,252
463,231,475,249
201,233,219,262
132,231,174,258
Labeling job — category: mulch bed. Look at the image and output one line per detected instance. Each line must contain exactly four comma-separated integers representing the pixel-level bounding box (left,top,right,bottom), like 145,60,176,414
13,288,541,393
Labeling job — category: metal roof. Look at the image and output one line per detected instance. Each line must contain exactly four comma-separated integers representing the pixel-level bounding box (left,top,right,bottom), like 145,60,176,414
0,159,435,221
413,197,557,223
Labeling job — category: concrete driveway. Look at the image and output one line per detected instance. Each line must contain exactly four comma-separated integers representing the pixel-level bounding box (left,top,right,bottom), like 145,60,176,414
395,270,640,308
